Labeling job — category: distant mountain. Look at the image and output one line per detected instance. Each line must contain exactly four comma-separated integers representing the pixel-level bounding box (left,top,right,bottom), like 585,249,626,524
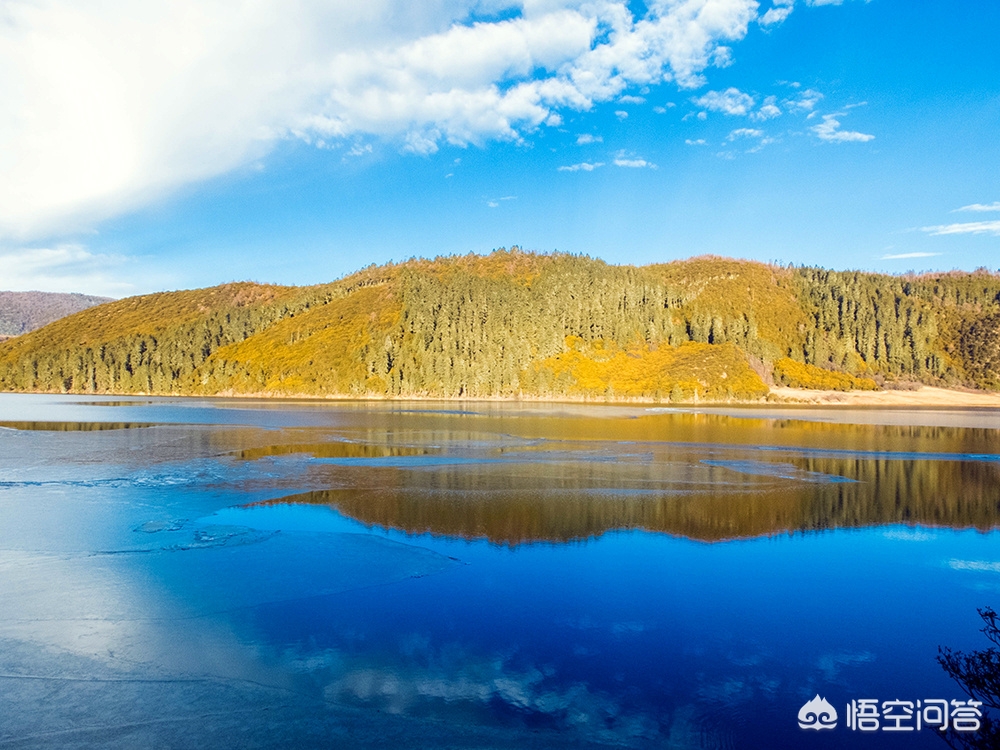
0,250,998,399
0,291,113,338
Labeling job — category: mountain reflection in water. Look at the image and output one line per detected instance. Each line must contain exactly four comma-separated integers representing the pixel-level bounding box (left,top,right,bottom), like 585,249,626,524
250,433,1000,545
4,396,1000,750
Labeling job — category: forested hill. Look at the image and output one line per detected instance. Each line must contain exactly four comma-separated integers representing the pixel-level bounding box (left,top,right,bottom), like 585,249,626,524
0,291,113,338
1,250,998,400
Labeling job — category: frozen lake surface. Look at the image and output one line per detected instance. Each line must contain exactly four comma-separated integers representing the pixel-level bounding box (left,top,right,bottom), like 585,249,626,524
2,394,999,748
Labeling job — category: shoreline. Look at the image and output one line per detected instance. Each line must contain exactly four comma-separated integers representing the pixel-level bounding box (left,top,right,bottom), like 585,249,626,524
3,384,1000,408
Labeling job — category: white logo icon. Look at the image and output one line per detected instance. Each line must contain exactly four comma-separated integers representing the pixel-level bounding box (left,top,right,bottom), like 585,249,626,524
798,695,839,730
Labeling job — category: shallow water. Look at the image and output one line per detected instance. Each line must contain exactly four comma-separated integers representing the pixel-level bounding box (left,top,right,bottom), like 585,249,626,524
1,394,999,748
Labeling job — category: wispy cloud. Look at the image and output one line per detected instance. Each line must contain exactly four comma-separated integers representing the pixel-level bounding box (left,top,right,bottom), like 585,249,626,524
558,162,604,172
921,221,1000,237
576,134,603,145
881,252,942,260
614,158,654,168
691,87,755,116
954,202,1000,213
722,128,774,153
759,0,795,27
613,151,656,168
618,95,645,104
811,112,874,142
487,195,517,207
0,244,144,296
685,138,708,146
786,88,823,112
727,128,764,141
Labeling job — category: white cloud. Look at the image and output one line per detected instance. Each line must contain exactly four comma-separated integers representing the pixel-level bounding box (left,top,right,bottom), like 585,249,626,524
576,134,603,144
754,103,781,119
955,202,1000,213
727,127,764,140
0,244,144,296
613,151,656,168
759,0,794,27
786,88,823,112
723,127,773,153
618,94,645,104
685,138,708,145
691,87,755,116
881,252,942,260
615,110,629,120
752,96,781,120
558,161,604,172
745,138,775,152
811,112,874,142
487,195,517,206
0,0,760,239
712,45,734,68
921,221,1000,237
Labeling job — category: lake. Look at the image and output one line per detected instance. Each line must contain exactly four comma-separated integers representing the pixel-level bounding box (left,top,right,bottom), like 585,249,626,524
1,394,999,748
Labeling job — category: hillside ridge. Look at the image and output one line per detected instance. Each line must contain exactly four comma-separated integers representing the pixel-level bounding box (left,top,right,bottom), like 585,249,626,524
1,249,998,401
0,291,113,339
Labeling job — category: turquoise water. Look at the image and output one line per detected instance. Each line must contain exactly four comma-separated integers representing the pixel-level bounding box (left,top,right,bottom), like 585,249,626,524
1,394,999,748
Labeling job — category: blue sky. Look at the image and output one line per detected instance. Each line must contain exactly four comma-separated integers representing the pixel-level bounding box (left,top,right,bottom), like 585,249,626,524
1,0,998,297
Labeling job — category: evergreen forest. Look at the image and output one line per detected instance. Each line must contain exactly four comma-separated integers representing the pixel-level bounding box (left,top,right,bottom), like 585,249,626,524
1,249,998,401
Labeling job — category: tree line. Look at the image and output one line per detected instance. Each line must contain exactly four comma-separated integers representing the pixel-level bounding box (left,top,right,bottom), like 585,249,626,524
1,250,998,399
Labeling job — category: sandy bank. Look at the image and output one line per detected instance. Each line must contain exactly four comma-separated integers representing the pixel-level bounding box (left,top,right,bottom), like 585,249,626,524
768,385,1000,407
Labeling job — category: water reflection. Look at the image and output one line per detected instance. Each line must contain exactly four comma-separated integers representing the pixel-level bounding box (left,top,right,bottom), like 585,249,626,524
236,441,440,460
256,447,1000,544
0,420,155,431
3,395,1000,749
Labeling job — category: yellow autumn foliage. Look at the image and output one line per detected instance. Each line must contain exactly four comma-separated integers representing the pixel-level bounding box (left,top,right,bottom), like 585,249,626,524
2,249,998,398
195,283,400,395
532,337,769,401
773,358,878,391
